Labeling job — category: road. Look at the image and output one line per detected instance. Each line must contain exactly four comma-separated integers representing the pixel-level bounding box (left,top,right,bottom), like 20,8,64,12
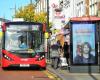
0,67,58,80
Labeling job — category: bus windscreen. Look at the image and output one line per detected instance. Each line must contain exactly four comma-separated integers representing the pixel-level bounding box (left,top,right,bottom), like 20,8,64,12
5,25,44,53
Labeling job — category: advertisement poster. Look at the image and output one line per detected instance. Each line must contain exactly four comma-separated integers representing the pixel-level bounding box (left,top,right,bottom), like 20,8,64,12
72,23,96,64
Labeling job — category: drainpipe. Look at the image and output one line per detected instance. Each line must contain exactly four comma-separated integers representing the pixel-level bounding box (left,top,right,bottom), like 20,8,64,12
85,0,89,16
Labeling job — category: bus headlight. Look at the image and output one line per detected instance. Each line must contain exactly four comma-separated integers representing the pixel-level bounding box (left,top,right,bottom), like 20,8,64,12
36,54,45,61
3,54,13,61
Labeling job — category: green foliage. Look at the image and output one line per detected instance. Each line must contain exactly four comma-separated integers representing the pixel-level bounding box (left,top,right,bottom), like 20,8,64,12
49,22,53,28
34,12,52,28
34,12,47,23
14,4,35,22
14,3,51,30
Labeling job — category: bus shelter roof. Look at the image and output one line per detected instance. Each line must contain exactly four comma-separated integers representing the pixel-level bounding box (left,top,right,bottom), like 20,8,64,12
70,16,100,22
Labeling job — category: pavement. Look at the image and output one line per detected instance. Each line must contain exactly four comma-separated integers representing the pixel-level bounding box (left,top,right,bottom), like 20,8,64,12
47,64,100,80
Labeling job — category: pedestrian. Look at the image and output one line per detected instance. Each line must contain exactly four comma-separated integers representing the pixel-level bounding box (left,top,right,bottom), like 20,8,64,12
63,42,69,66
50,42,60,69
59,45,63,57
57,40,63,56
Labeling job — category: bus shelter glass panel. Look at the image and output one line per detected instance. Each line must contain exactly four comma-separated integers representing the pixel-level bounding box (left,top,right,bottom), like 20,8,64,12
72,22,97,65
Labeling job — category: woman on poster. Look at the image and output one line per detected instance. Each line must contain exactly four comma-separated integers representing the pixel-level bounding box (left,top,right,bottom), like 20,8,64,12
74,42,95,64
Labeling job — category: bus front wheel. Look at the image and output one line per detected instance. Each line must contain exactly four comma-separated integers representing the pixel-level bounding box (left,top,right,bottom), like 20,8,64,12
41,67,46,70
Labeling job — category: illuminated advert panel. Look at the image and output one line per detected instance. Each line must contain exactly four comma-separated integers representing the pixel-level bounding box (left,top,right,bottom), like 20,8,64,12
71,22,97,65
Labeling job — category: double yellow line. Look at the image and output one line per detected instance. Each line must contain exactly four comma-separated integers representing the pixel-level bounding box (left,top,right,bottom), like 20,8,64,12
43,70,62,80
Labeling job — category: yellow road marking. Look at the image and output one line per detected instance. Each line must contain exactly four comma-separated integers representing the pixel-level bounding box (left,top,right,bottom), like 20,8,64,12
43,70,62,80
43,70,55,79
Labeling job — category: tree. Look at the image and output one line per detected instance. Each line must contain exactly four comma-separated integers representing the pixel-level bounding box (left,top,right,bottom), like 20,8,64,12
14,3,52,30
34,12,47,23
34,12,53,28
14,4,35,22
49,22,53,28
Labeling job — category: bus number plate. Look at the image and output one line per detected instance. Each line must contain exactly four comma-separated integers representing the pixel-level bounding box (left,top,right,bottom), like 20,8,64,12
20,64,30,67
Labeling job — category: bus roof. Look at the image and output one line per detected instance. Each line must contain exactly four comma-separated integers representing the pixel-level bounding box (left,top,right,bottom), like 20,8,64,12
70,16,100,22
5,21,43,25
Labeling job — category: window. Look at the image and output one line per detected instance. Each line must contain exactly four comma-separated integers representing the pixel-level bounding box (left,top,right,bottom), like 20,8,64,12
89,0,98,16
77,1,84,17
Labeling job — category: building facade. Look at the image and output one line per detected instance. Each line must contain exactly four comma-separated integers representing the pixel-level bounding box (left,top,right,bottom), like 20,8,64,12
34,0,100,46
75,0,86,17
89,0,98,16
35,0,47,14
95,0,100,17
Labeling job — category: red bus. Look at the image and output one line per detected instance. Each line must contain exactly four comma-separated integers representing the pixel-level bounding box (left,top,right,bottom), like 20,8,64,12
1,22,46,69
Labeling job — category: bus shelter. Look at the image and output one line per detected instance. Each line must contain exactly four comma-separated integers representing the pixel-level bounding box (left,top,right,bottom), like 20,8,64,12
70,16,100,73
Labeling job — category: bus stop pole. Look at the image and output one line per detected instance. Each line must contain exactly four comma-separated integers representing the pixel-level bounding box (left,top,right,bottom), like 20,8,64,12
97,22,100,73
47,0,50,62
98,22,100,73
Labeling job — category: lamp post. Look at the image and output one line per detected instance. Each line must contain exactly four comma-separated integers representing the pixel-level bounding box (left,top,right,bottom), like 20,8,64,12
47,0,49,32
10,4,17,19
30,0,32,4
46,0,50,61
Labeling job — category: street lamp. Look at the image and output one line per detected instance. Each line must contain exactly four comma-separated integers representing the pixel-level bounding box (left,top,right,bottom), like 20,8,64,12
10,4,17,19
30,0,32,4
46,0,50,61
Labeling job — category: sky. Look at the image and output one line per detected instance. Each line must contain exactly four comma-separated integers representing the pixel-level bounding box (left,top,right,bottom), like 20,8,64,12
0,0,35,20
